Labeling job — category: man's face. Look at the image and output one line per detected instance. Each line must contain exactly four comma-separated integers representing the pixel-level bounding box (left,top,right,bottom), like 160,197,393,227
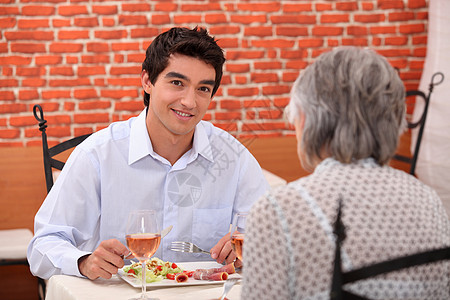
142,54,216,138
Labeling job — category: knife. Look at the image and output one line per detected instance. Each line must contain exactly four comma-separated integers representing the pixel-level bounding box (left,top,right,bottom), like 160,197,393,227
161,225,173,239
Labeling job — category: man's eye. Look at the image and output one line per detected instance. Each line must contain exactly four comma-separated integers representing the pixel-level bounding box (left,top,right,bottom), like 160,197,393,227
199,86,211,93
171,80,183,86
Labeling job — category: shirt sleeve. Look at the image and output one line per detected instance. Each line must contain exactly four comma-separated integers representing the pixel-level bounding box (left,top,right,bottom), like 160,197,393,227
27,146,101,279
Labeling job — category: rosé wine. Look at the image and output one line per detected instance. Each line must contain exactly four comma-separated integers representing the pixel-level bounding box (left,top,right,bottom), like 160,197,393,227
126,233,161,262
231,233,244,261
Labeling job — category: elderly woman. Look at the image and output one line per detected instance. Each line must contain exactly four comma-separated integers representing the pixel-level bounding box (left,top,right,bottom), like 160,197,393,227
241,47,450,299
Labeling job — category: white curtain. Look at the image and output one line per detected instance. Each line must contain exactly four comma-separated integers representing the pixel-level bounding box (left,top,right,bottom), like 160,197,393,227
413,0,450,216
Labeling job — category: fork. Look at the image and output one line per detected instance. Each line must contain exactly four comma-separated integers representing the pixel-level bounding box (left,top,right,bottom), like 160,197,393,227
169,241,210,255
219,278,240,300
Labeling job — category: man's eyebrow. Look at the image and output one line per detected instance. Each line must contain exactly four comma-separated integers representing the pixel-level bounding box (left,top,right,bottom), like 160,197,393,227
165,71,188,81
200,79,215,86
165,71,215,86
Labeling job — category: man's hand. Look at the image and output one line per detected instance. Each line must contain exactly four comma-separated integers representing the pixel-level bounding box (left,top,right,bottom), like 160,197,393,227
78,239,129,280
210,234,242,268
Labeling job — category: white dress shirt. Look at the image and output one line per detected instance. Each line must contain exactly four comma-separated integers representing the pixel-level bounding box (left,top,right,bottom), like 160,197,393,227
27,109,269,279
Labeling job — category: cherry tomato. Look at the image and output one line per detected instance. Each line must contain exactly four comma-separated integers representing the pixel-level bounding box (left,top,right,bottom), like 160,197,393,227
127,269,136,276
156,265,162,271
166,273,175,280
171,263,178,269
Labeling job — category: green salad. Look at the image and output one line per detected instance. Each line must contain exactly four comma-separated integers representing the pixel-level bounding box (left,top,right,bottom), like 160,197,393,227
123,257,183,283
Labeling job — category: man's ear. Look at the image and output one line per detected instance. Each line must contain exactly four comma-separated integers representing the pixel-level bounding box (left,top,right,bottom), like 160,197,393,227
141,70,152,94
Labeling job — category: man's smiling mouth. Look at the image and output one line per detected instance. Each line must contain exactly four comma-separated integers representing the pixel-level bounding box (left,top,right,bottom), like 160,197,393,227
172,109,193,117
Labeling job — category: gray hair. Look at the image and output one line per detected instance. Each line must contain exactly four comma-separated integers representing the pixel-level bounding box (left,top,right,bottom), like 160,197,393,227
286,47,406,169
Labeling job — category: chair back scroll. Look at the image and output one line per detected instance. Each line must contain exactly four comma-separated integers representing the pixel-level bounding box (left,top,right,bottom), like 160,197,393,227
393,72,444,175
33,104,92,193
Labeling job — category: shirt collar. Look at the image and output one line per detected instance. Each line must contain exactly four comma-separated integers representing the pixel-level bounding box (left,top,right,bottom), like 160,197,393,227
128,109,153,165
128,110,214,165
191,121,214,163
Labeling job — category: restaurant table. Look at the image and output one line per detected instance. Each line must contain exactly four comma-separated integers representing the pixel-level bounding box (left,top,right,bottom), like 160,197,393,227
262,169,287,187
46,274,241,300
44,169,281,300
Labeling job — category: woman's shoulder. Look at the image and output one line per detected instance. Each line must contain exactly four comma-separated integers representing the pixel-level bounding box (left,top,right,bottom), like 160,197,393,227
383,165,442,198
251,182,307,217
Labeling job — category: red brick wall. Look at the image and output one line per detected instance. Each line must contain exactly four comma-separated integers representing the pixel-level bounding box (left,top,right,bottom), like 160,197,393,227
0,0,428,146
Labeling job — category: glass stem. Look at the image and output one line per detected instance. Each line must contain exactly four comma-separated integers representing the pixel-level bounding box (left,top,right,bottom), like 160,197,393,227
141,261,146,299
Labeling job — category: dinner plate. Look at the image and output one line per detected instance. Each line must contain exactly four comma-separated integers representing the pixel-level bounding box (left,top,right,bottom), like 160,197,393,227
118,261,241,288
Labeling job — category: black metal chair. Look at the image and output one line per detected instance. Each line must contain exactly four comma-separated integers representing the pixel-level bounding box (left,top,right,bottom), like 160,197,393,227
33,104,92,193
392,72,444,175
31,104,92,299
330,199,450,300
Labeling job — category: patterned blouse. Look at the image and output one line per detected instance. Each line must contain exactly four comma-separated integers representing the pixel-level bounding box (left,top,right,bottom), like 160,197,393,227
241,158,450,300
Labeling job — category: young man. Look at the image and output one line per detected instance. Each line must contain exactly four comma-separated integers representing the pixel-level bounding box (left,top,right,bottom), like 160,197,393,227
27,27,269,280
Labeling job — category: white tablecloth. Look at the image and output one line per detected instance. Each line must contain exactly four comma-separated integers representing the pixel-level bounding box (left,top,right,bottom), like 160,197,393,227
46,274,241,300
262,169,287,187
0,228,33,259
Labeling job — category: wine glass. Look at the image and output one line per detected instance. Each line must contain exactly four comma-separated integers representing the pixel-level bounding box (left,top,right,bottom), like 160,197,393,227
125,210,161,300
230,212,247,263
